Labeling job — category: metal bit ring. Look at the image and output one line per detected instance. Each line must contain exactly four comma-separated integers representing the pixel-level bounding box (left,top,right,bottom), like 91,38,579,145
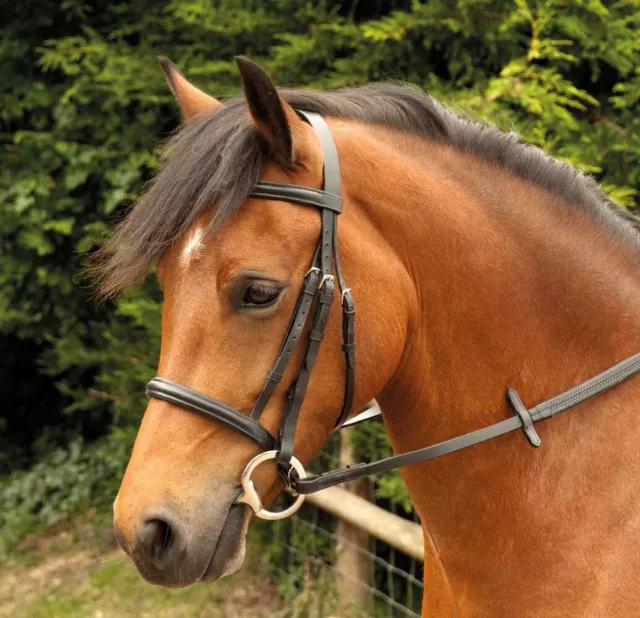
235,451,307,521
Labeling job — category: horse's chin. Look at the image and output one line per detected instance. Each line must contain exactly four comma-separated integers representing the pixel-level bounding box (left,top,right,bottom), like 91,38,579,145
201,503,251,582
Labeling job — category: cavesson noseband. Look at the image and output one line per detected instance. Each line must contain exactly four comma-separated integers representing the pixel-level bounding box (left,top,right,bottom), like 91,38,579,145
146,110,640,520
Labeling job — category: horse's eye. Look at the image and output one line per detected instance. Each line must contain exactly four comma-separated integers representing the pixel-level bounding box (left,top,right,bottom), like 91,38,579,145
242,282,282,307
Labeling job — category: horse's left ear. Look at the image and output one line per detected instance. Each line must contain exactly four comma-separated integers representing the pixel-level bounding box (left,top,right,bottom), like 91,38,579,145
159,56,223,120
235,56,312,168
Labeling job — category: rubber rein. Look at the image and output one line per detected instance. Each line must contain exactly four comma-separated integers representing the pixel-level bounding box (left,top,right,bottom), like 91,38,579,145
146,110,640,520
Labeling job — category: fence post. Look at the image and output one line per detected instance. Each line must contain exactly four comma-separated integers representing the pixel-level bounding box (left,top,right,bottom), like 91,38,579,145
335,426,372,613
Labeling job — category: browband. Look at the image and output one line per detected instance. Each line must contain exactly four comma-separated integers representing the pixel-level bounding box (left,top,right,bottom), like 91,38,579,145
251,181,343,213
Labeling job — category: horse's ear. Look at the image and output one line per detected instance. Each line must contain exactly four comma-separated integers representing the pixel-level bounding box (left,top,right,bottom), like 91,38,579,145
235,56,309,168
159,57,223,120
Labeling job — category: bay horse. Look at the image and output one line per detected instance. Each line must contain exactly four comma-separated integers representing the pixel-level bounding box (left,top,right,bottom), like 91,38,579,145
99,56,640,616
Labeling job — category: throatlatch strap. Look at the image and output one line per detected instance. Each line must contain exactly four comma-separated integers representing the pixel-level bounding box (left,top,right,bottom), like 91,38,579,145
293,352,640,494
326,208,357,428
335,289,356,427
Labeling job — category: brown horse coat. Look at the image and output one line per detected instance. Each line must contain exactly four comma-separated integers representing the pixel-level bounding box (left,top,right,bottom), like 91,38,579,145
102,58,640,616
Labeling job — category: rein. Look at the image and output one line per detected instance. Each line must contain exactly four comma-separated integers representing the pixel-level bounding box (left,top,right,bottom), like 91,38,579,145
294,352,640,494
146,110,640,520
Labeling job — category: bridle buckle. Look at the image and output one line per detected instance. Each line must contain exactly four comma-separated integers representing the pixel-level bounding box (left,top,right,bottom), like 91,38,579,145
235,450,307,520
319,274,334,289
304,266,321,278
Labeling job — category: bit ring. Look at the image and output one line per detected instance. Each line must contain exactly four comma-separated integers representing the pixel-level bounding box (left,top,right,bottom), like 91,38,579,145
235,451,307,521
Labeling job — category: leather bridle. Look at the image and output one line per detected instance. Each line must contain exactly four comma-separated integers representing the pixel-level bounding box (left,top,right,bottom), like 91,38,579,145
147,110,356,518
146,109,640,520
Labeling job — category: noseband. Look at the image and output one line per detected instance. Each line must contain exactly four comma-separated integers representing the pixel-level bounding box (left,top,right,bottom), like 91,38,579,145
146,110,640,520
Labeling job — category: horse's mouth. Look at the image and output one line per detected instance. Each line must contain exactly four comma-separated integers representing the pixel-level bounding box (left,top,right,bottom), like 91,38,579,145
201,503,251,582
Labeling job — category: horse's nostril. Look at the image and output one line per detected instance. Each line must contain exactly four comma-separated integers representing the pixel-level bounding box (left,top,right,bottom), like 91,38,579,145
140,517,176,563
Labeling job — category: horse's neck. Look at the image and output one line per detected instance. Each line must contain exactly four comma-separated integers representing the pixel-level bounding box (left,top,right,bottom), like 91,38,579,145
345,128,640,404
342,125,640,612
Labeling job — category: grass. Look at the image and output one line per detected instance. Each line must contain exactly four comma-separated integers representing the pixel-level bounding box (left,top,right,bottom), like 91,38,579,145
0,508,379,618
1,524,283,618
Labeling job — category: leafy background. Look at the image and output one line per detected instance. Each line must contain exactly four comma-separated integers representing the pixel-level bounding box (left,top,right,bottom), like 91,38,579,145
2,0,639,556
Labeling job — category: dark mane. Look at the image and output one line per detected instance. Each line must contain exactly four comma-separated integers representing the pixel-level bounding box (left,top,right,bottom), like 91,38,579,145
96,83,640,296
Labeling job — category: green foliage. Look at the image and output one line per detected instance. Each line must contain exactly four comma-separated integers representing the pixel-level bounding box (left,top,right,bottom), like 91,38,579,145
351,421,413,511
0,435,132,557
2,0,639,544
254,506,337,600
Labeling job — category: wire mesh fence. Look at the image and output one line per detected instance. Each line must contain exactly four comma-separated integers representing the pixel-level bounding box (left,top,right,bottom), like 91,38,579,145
255,429,424,617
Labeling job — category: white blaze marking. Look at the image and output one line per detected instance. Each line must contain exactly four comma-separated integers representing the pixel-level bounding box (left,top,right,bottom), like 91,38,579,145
181,226,205,266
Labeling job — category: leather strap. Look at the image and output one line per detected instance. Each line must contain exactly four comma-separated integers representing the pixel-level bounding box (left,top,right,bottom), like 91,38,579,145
339,401,382,428
250,181,342,214
506,389,541,447
300,113,355,427
297,111,341,198
531,352,640,420
146,377,276,451
335,288,356,427
319,208,335,276
251,267,321,420
277,278,335,465
293,352,640,494
251,111,343,423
